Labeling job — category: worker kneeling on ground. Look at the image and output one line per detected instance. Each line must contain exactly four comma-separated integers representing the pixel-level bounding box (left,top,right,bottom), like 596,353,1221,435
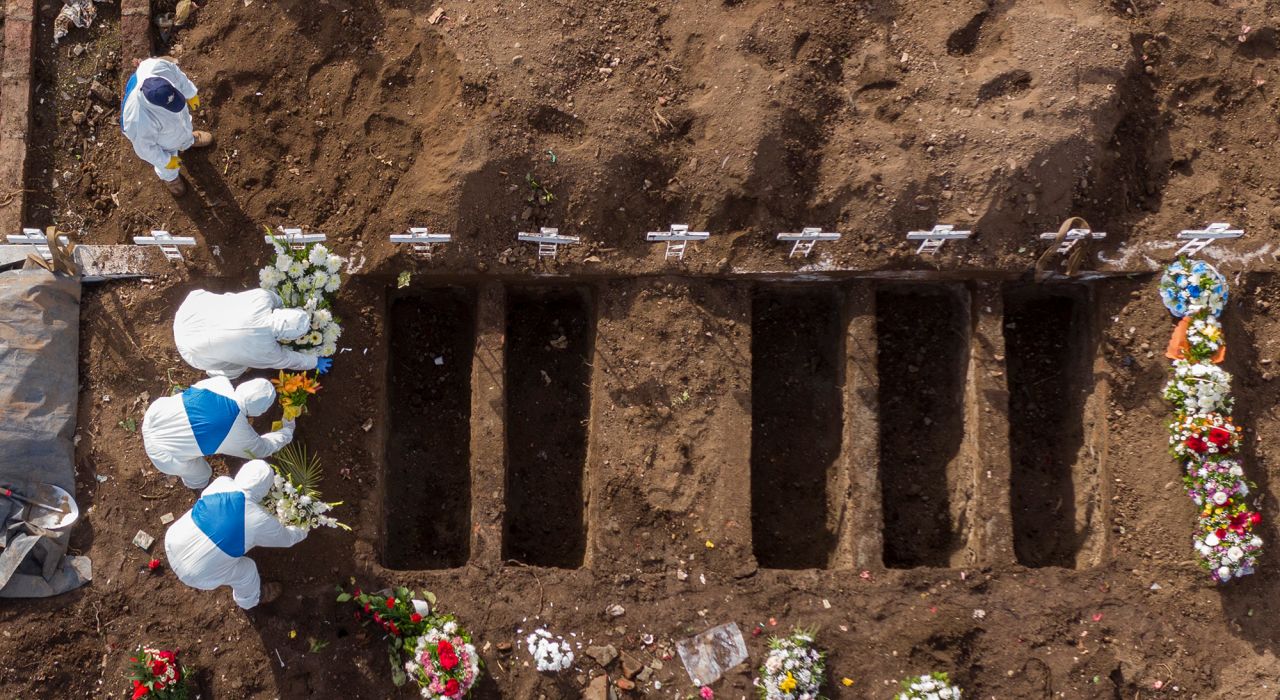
120,56,211,197
141,376,295,490
164,460,306,609
173,288,333,379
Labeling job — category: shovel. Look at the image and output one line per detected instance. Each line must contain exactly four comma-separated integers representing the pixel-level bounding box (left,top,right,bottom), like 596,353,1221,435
0,484,79,529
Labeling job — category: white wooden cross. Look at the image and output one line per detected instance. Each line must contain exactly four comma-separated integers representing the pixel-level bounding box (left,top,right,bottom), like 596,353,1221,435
777,227,841,258
264,227,326,251
906,224,972,255
133,230,197,262
390,227,452,256
1176,222,1243,257
6,228,68,263
518,227,579,258
646,224,709,261
1039,227,1106,254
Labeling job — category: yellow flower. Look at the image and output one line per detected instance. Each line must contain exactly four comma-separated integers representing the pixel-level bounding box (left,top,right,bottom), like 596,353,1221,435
779,672,797,692
842,677,854,686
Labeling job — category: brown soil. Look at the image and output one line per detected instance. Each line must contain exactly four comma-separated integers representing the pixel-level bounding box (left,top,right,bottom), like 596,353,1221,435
9,0,1280,698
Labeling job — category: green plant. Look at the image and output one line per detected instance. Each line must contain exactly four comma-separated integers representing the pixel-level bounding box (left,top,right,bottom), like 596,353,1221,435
273,442,323,495
308,637,329,653
525,174,555,206
119,417,137,433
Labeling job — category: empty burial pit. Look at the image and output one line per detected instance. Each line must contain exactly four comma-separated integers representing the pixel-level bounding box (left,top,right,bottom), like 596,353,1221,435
751,286,843,569
383,288,476,570
504,287,593,568
1003,285,1092,568
876,286,970,568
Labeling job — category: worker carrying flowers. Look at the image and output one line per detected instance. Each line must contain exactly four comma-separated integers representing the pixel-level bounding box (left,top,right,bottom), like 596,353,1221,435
164,460,307,609
120,56,212,196
172,288,334,379
141,377,296,490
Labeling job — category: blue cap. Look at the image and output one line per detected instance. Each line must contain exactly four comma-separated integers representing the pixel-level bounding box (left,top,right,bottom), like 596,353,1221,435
140,76,184,113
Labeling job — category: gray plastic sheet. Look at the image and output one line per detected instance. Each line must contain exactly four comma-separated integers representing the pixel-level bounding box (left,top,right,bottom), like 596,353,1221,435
0,270,91,596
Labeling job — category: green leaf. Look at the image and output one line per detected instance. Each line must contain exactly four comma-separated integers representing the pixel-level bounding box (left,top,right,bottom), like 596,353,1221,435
397,270,411,289
272,442,324,494
336,593,352,602
425,591,437,605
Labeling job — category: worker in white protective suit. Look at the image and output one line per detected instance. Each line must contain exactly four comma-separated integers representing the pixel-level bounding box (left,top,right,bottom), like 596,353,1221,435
164,460,306,609
120,56,212,196
141,376,296,490
173,288,334,379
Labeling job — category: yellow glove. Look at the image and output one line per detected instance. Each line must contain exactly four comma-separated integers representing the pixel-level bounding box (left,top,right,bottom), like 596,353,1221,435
165,155,180,170
186,95,200,111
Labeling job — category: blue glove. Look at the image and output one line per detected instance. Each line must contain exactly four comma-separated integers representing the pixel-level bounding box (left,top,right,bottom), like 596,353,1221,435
315,357,333,374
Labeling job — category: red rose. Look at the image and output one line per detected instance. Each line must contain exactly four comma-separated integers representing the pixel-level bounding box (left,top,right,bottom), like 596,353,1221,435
389,623,399,635
373,613,382,623
364,603,371,613
148,559,161,572
410,613,423,623
386,597,396,609
151,660,167,676
1185,436,1208,453
444,679,461,696
437,639,459,670
1216,528,1227,539
1252,512,1263,525
1209,427,1232,448
131,680,148,700
354,588,362,596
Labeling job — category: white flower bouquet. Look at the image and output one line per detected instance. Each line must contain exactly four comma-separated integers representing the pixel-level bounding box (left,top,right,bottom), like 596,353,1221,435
260,230,345,357
757,629,825,700
525,628,574,673
1162,360,1233,416
262,443,348,532
896,672,962,699
1159,257,1227,317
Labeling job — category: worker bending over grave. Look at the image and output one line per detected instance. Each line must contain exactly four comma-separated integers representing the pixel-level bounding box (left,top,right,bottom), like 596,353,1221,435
120,56,211,196
164,460,305,609
173,288,333,379
141,377,295,490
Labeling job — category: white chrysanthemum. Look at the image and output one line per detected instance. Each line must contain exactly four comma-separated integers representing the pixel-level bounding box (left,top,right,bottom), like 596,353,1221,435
326,254,343,273
308,244,330,267
276,253,293,273
287,260,307,279
324,275,341,293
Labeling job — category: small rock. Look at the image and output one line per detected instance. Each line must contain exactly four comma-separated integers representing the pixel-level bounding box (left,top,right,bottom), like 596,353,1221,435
511,55,524,65
88,81,112,103
497,641,513,653
70,110,86,125
582,674,609,700
159,512,175,525
586,644,618,667
635,666,653,683
621,654,642,679
1150,582,1162,591
615,678,635,692
133,530,155,551
605,604,625,618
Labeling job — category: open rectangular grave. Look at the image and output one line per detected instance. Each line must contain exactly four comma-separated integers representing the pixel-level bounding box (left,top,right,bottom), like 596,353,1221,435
750,285,844,569
503,286,594,568
875,285,972,568
382,287,477,570
1003,284,1098,568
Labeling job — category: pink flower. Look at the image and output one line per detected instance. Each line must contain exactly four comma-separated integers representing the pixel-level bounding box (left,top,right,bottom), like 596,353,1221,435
700,686,715,699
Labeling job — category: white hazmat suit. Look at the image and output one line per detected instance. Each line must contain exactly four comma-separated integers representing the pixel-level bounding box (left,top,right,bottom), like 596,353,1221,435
173,288,317,379
141,376,295,489
164,460,308,609
121,58,198,182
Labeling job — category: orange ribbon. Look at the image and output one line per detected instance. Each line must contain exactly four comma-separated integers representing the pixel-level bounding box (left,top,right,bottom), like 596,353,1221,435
1166,316,1226,363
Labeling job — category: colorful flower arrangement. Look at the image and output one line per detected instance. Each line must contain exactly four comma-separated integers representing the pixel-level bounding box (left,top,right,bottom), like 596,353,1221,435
337,582,484,696
262,443,348,532
259,230,344,357
1159,257,1261,583
757,629,825,700
1159,257,1228,317
271,370,321,421
405,619,483,699
895,672,962,700
524,627,574,673
125,646,191,699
